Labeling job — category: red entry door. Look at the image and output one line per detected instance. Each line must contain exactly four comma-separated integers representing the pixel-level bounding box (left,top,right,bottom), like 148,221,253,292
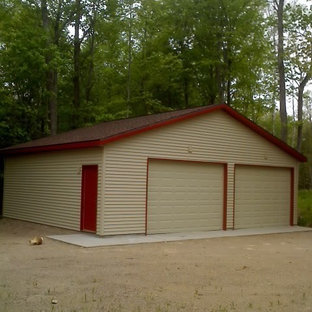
80,165,98,232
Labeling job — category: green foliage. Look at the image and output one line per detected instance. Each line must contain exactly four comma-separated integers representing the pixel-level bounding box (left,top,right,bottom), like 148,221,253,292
0,1,48,146
0,0,311,184
0,0,275,145
285,3,312,81
298,190,312,227
299,113,312,189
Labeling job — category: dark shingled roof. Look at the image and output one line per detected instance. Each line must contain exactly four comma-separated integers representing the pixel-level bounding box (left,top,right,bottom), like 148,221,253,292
2,105,211,152
1,104,307,162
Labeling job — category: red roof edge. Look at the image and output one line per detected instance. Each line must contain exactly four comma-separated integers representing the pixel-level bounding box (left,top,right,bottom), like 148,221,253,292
2,103,307,162
2,140,103,155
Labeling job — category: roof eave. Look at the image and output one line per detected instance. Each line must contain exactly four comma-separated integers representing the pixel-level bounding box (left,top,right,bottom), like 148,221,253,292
93,104,307,162
1,104,222,156
1,103,307,162
1,139,103,155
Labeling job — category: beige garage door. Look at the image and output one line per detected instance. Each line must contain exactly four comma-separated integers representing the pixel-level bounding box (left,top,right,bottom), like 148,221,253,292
147,160,224,234
235,166,291,229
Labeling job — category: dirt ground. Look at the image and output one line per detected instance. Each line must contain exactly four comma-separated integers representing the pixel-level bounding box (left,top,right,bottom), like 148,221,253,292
1,218,312,312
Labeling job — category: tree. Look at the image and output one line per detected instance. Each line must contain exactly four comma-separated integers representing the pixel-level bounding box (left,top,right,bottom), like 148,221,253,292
72,0,82,128
41,0,70,135
0,1,48,146
299,92,312,189
285,3,312,152
274,0,288,142
193,0,269,114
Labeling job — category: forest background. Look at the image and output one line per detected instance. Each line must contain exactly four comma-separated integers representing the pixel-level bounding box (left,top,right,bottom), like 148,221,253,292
0,0,312,192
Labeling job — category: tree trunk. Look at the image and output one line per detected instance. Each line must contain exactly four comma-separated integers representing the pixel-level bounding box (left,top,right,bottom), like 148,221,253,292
126,2,133,118
73,0,81,126
41,0,58,135
226,78,231,106
47,70,58,135
223,40,231,106
183,78,189,108
85,36,94,105
216,65,224,104
277,0,287,142
85,1,98,106
296,73,311,152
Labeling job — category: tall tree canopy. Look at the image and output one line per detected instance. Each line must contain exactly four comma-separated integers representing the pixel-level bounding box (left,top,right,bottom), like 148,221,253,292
1,0,312,188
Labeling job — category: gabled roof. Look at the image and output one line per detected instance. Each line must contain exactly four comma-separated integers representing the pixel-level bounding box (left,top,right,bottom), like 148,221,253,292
1,103,306,162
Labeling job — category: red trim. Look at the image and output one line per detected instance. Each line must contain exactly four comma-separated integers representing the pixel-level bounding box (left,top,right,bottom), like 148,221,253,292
147,157,227,166
223,164,228,231
3,140,102,155
234,163,293,169
145,159,149,235
234,164,295,228
145,158,227,233
290,168,295,226
2,104,306,162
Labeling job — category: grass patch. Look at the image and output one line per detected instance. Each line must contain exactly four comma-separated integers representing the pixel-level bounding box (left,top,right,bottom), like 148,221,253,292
298,190,312,227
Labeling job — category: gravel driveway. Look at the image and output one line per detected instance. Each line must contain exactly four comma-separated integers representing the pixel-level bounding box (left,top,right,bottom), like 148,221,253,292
0,218,312,312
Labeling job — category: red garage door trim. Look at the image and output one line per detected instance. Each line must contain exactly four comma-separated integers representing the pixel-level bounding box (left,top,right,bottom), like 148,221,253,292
145,158,228,235
233,164,295,229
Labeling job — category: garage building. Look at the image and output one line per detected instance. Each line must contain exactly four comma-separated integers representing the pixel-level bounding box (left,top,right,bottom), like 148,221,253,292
1,104,306,235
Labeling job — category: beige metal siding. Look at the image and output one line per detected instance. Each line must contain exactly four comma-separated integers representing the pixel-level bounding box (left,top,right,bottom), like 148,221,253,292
3,148,102,231
102,110,298,235
226,163,235,229
147,160,223,234
235,166,291,229
293,164,299,224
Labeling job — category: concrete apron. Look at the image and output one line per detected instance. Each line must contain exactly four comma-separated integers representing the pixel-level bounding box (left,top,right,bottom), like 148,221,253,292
47,226,312,248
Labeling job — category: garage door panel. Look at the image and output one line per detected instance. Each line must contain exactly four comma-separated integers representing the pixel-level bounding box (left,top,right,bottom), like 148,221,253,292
147,160,224,234
149,219,222,233
235,166,290,229
148,192,222,202
149,203,220,213
150,211,221,221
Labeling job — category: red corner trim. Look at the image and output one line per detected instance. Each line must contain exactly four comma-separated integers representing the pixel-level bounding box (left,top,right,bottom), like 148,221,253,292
2,104,307,162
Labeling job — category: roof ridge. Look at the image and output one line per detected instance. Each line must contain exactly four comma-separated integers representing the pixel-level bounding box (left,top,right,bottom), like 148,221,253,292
1,104,216,152
0,103,306,162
